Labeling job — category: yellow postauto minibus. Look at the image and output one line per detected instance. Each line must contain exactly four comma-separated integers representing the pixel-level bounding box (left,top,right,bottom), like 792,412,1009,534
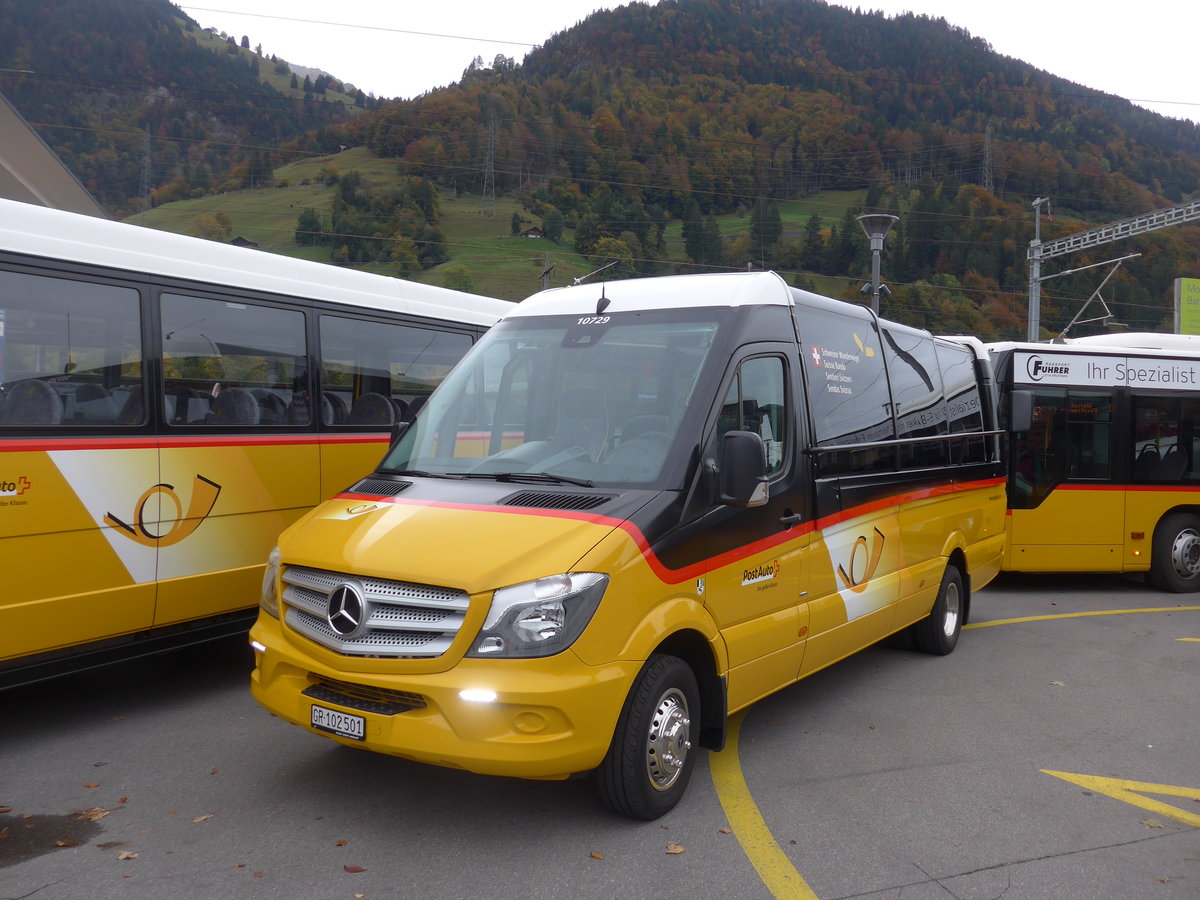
251,271,1008,819
0,198,510,688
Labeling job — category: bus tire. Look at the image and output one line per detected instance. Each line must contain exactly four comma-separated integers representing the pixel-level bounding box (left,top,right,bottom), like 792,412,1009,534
596,654,699,820
912,564,963,655
1149,513,1200,593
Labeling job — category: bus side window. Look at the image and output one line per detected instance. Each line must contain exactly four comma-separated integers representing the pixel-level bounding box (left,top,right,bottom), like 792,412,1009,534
161,292,307,428
717,356,787,476
1132,395,1192,483
0,271,143,429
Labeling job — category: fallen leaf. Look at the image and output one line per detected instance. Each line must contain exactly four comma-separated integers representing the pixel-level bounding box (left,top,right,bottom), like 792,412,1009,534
83,782,100,789
344,865,366,873
55,840,80,848
665,842,685,854
719,827,732,834
21,814,33,820
335,839,348,846
590,851,605,860
118,797,128,805
193,814,214,824
118,851,139,860
0,807,11,813
1049,681,1066,686
1142,818,1165,829
74,808,110,822
253,872,264,878
138,829,150,836
356,895,365,899
210,769,219,775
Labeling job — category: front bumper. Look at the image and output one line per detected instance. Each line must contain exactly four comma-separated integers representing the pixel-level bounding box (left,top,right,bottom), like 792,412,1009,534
249,615,640,780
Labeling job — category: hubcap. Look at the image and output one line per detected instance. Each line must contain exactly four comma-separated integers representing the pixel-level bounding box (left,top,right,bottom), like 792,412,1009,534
941,581,961,638
645,688,692,791
1169,528,1200,579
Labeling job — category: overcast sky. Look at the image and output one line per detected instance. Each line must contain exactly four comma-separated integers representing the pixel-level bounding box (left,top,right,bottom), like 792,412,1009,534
178,1,1199,123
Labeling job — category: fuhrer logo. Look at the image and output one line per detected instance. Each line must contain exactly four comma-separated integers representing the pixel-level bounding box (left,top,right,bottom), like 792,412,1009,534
0,476,31,497
1026,355,1070,381
742,560,781,586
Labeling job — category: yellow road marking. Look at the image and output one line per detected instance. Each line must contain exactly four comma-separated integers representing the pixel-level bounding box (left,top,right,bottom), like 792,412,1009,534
1179,638,1200,642
709,711,820,899
965,606,1200,629
1042,771,1200,828
710,605,1200,897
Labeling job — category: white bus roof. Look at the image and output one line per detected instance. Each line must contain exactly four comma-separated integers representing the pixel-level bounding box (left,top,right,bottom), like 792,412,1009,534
988,333,1200,360
0,198,512,327
506,271,795,317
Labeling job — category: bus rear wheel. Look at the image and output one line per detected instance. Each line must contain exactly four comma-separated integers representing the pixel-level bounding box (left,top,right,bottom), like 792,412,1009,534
911,564,963,655
596,654,699,820
1149,513,1200,593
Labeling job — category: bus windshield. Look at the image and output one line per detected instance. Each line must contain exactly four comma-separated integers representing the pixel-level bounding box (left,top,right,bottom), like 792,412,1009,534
381,311,723,486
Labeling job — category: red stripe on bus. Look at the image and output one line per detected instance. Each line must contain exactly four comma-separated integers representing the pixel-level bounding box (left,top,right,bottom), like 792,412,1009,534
336,475,1005,585
1,433,389,452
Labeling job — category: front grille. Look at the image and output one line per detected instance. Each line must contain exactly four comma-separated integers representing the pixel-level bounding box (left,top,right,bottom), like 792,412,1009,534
303,676,426,715
282,565,469,658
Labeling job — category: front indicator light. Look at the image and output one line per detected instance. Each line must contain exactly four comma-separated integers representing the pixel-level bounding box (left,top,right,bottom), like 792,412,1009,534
260,546,281,618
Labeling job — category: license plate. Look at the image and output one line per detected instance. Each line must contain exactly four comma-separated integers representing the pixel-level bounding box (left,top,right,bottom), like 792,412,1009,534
311,704,365,741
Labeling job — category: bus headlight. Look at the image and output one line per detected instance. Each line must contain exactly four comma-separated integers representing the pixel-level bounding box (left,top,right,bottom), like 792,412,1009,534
467,573,608,658
260,546,281,618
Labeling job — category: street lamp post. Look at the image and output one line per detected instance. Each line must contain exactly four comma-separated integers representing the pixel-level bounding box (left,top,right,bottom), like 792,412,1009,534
856,213,899,314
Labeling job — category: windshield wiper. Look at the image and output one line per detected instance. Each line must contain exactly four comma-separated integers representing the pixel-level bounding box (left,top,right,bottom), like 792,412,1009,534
465,471,596,487
386,468,460,479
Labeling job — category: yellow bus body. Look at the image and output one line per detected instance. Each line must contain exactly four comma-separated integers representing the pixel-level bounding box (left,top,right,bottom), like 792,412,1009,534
251,477,1003,779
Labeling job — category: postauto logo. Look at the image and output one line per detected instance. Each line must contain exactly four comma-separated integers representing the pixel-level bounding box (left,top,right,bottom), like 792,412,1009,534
1025,355,1071,382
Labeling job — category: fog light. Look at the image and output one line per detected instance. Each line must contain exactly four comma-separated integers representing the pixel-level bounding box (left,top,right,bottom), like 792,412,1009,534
250,640,267,653
460,689,497,703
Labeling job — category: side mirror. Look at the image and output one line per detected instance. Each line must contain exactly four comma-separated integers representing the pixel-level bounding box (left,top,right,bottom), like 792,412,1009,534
717,430,769,507
1010,390,1033,434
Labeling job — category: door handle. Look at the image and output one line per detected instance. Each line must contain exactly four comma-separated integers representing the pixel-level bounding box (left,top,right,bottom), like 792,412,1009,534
779,512,802,528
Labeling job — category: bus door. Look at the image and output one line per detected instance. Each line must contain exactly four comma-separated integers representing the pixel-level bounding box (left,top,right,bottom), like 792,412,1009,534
154,292,318,626
699,349,811,711
1007,387,1122,570
797,313,903,678
0,270,158,661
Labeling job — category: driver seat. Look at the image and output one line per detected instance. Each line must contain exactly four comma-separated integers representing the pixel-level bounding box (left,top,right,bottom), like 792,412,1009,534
555,388,608,461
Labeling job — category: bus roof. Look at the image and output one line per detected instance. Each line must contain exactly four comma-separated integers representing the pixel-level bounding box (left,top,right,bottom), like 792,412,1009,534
988,333,1200,360
0,198,512,327
507,271,795,317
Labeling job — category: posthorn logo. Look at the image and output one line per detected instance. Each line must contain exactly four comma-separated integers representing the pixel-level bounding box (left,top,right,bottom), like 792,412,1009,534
1026,355,1071,381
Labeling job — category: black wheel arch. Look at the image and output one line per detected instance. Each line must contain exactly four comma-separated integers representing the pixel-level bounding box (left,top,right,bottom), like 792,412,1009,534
655,629,726,752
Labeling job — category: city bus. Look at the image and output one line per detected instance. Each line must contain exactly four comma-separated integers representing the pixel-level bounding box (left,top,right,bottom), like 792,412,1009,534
0,198,511,688
987,333,1200,591
250,271,1009,819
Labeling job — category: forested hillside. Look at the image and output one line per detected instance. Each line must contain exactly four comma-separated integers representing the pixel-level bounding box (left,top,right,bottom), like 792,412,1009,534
3,0,1199,338
0,0,369,216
